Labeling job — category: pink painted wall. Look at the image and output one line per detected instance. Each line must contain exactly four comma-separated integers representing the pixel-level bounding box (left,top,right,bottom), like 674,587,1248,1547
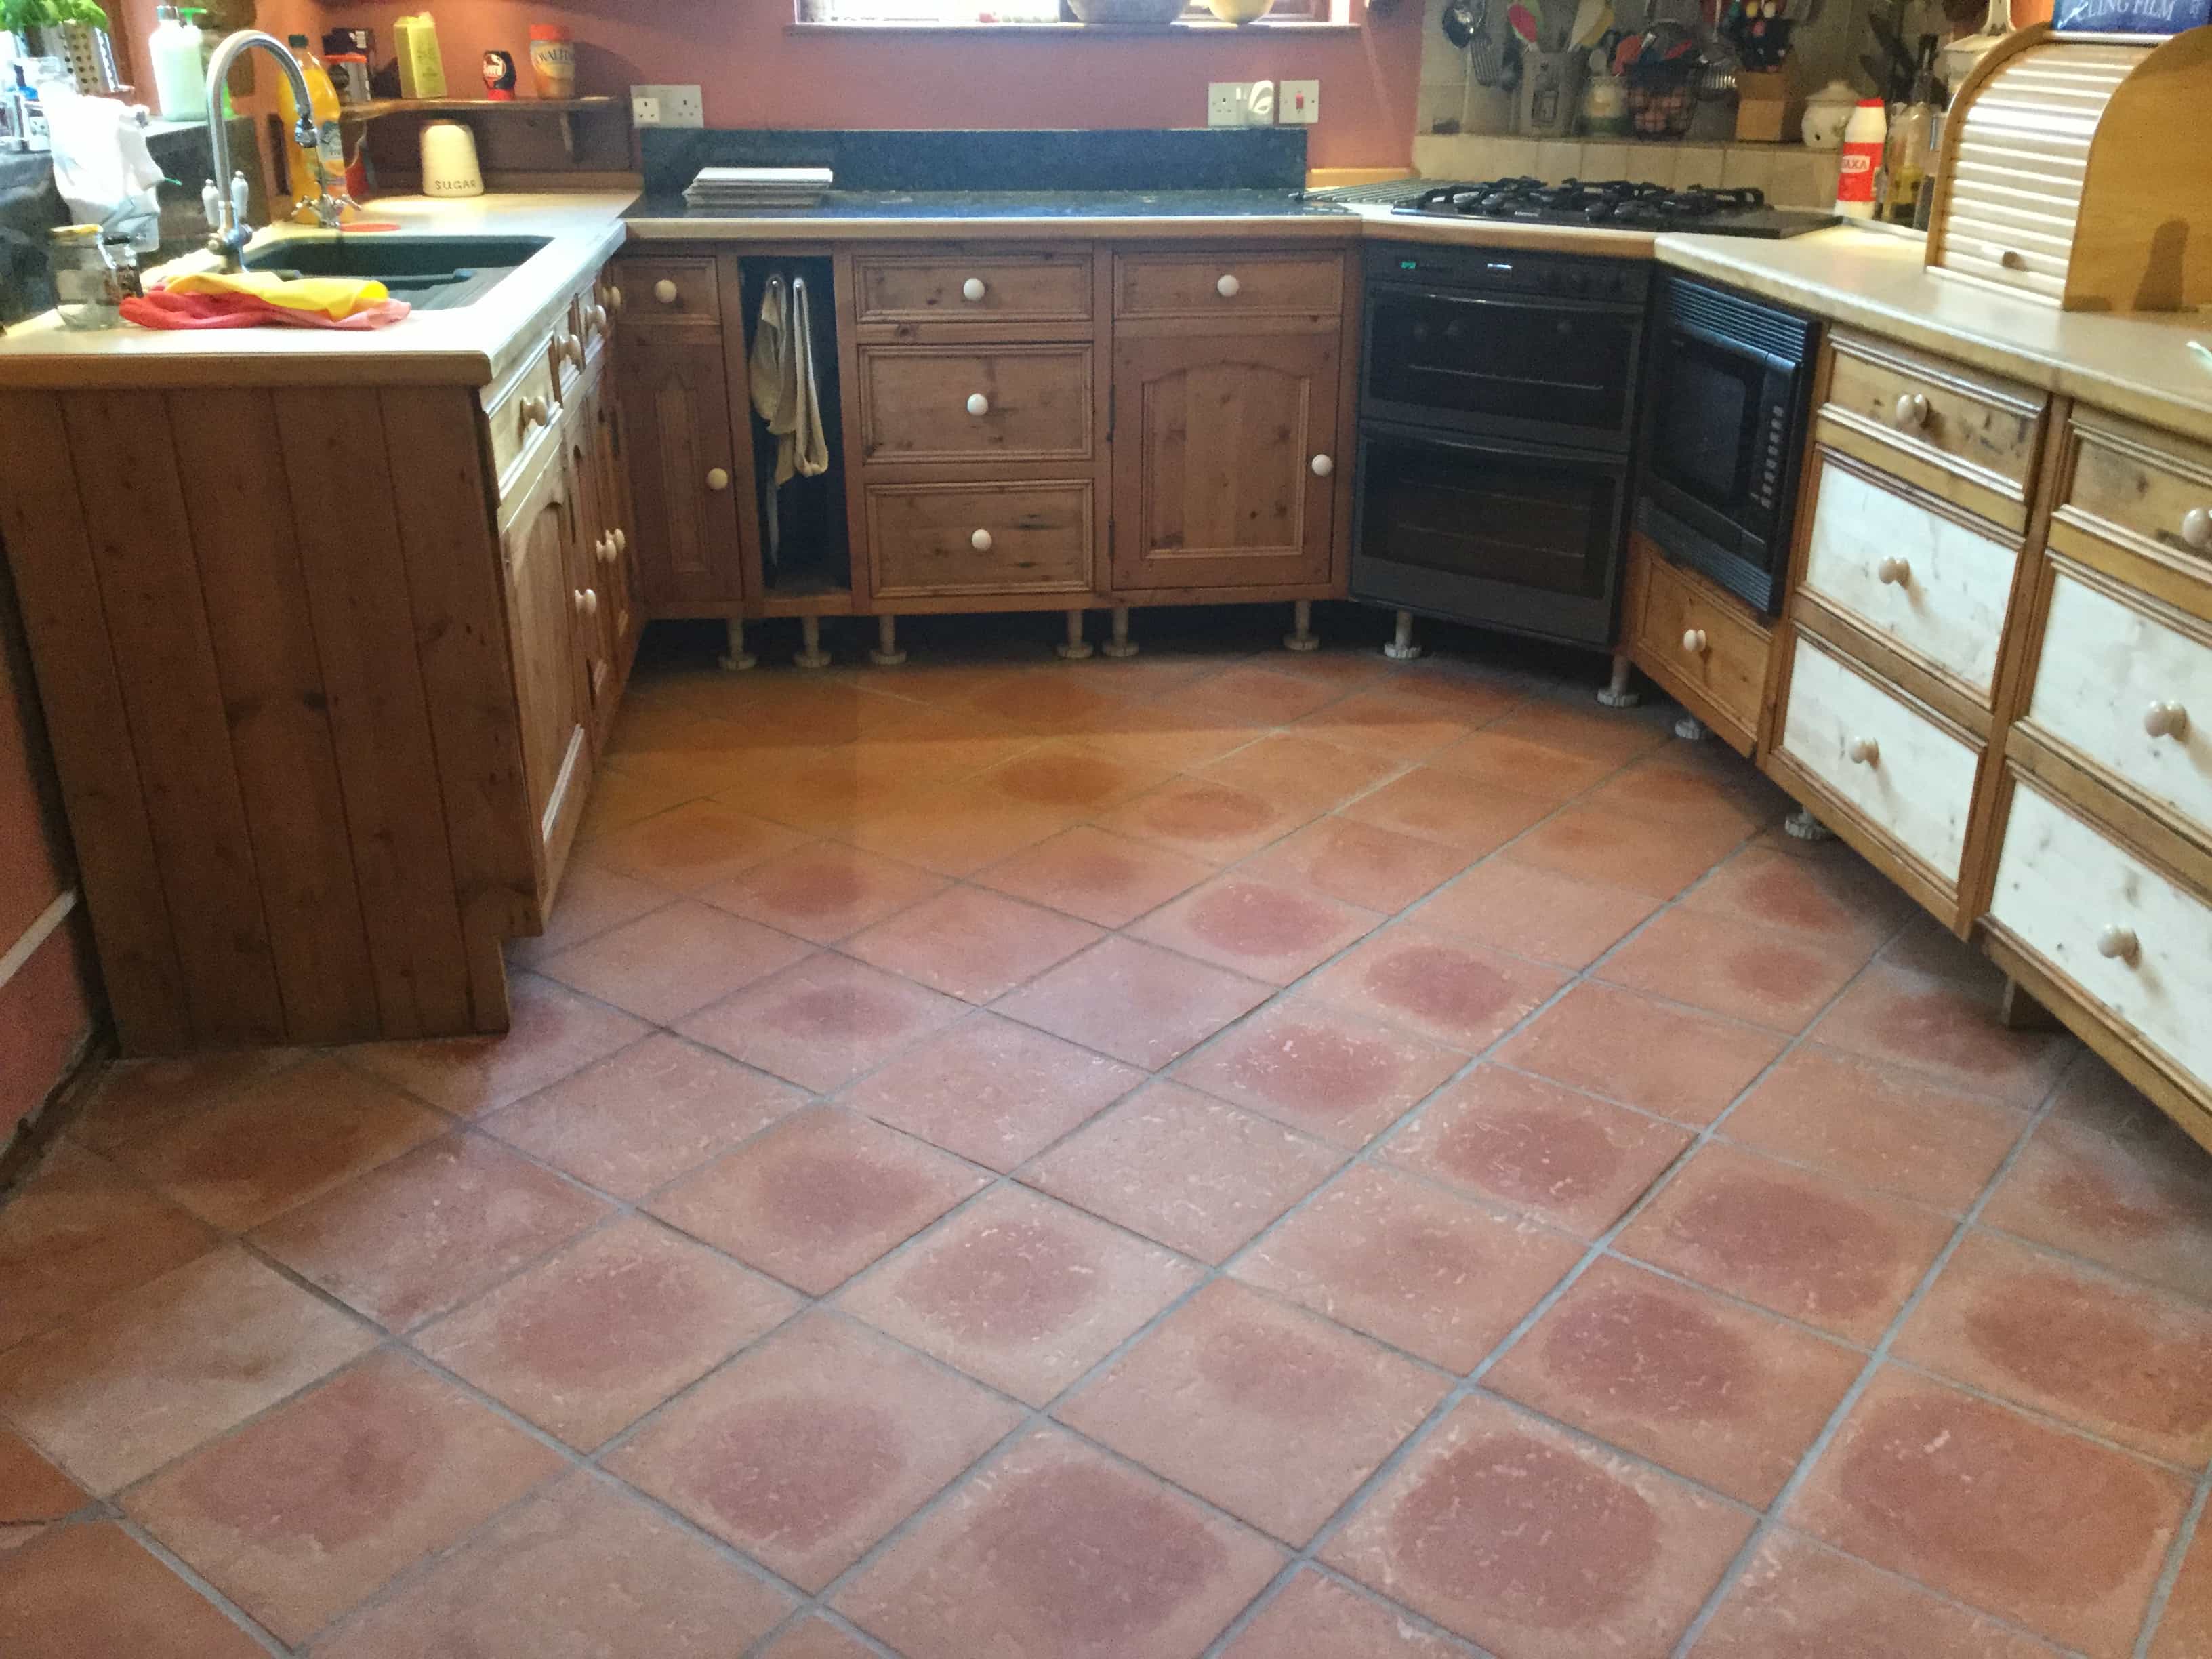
255,0,1423,170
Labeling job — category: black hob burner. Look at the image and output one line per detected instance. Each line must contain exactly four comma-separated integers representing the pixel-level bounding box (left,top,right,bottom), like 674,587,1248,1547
1397,177,1835,239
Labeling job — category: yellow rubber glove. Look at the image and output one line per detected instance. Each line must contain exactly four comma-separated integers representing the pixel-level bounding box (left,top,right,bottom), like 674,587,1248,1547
165,270,393,321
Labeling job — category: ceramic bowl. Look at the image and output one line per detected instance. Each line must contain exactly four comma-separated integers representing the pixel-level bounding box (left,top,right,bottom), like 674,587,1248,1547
1208,0,1279,21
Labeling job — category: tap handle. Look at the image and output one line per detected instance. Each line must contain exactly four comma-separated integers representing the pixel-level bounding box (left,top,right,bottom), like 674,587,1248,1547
203,178,224,233
230,171,251,228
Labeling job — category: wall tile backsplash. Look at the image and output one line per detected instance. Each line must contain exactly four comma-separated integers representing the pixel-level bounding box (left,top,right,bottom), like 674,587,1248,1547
1408,134,1845,209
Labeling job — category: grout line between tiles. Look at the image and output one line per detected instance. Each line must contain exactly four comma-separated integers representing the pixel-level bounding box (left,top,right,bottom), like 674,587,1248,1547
2133,1460,2211,1659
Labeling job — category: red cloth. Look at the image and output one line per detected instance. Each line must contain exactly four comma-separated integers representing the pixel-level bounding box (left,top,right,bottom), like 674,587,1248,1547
120,287,413,331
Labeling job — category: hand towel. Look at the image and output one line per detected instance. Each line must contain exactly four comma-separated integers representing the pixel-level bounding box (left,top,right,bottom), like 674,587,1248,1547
162,270,399,321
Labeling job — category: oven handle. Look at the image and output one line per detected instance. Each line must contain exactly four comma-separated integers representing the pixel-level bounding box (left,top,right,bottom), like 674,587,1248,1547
1359,416,1635,473
1366,283,1650,321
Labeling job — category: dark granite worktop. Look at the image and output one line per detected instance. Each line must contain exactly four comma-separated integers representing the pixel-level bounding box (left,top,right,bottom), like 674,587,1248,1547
625,188,1349,225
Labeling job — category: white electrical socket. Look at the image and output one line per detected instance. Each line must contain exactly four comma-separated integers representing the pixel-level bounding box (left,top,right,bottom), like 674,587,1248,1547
631,84,704,129
1207,82,1247,127
1281,79,1320,125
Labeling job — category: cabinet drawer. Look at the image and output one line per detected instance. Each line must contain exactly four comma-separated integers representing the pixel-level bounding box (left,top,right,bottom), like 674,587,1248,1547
858,344,1092,464
1800,451,2020,701
483,336,563,499
2059,409,2212,569
1780,632,1982,888
613,258,720,326
867,480,1094,599
1821,330,2046,528
2022,564,2212,844
1991,779,2212,1099
1631,543,1771,748
1114,253,1344,322
855,253,1092,327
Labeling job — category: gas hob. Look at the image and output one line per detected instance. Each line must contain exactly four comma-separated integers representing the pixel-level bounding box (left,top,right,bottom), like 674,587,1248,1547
1393,177,1835,238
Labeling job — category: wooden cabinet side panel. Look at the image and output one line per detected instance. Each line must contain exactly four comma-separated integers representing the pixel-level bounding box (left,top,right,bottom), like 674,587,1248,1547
0,391,190,1053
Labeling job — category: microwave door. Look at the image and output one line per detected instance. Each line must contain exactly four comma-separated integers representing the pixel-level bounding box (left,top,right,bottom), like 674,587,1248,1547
1650,332,1762,521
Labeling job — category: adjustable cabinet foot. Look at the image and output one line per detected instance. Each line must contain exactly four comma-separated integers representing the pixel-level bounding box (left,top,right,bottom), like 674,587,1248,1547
1284,599,1320,653
1595,652,1641,708
869,614,907,667
1056,608,1094,661
1999,976,2064,1033
794,615,832,670
1382,608,1422,662
717,619,756,672
1101,605,1139,659
1784,808,1835,843
1674,714,1711,742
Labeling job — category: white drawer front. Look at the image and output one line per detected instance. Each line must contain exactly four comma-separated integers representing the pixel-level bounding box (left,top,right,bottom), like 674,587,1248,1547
1992,782,2212,1096
2026,571,2212,842
1802,461,2018,699
1780,636,1980,885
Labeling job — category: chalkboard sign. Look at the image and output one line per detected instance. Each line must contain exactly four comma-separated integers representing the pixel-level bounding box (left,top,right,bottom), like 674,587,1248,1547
2053,0,2211,33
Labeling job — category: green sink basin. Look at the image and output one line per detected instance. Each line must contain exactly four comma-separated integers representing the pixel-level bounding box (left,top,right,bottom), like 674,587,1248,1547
241,235,552,311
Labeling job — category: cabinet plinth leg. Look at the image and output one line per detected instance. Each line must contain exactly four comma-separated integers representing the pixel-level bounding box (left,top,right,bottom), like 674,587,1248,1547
1056,608,1094,661
1674,714,1710,742
1784,808,1835,843
869,614,907,667
1284,599,1320,653
794,615,831,670
1101,605,1139,659
1596,651,1641,708
1999,977,2063,1032
1382,608,1422,662
717,619,756,672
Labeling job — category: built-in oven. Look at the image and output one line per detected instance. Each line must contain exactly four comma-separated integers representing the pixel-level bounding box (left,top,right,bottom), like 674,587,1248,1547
1351,243,1651,649
1635,273,1820,616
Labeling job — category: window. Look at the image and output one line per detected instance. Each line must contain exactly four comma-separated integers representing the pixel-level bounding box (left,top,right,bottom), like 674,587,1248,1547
799,1,1334,24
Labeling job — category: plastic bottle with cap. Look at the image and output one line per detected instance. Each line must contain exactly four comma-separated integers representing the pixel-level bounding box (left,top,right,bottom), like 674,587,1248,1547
1835,97,1888,220
148,6,208,121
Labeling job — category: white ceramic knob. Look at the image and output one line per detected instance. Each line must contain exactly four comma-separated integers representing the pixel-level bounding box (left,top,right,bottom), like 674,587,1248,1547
574,587,599,618
971,529,994,552
520,396,552,430
1216,273,1241,298
1877,556,1911,586
962,277,987,302
705,468,731,492
596,534,615,565
654,278,680,306
607,285,624,312
1847,735,1881,766
588,304,609,333
1682,628,1708,654
2144,701,2191,741
2182,506,2212,551
1311,455,1334,478
612,528,628,554
966,393,989,417
2097,923,2140,964
558,335,583,368
1893,392,1930,430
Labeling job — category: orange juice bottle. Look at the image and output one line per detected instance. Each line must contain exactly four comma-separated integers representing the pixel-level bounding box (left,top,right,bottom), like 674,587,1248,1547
277,35,346,208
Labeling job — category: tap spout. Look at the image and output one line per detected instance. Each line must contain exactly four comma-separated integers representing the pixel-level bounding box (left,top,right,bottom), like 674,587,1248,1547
202,32,320,268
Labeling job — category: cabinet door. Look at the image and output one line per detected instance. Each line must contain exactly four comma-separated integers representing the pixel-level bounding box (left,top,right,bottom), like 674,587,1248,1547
615,331,747,610
594,373,643,682
502,448,593,894
1111,331,1340,593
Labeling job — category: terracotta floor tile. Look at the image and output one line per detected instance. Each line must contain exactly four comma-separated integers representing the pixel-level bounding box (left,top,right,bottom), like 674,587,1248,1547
1487,695,1672,764
1487,1258,1864,1506
342,972,648,1118
1597,908,1868,1032
1788,1367,2189,1656
0,1522,269,1659
0,1144,212,1353
2047,1048,2178,1142
1295,689,1479,763
536,900,812,1024
1194,732,1401,813
1497,982,1788,1126
838,1184,1200,1404
1307,928,1567,1053
973,824,1216,928
125,1349,564,1645
1021,1082,1343,1263
1265,644,1398,692
480,1033,804,1200
1725,1048,2025,1214
1681,842,1918,954
414,1217,800,1450
0,1432,81,1525
66,1048,306,1154
1059,1279,1448,1542
729,746,947,834
2152,1523,2212,1659
837,783,1072,876
113,1057,446,1233
508,862,672,969
1130,874,1380,986
586,798,808,893
1338,769,1553,856
0,1245,373,1495
1172,996,1466,1148
1583,752,1783,834
1180,663,1349,727
575,756,720,844
1892,1229,2212,1466
758,1616,877,1659
1504,802,1753,897
835,1426,1286,1659
1809,964,2076,1109
966,669,1136,731
1414,860,1662,970
1617,1143,1954,1343
701,841,948,942
1235,1164,1583,1372
1071,703,1266,772
1323,1393,1754,1659
1385,1066,1692,1237
844,886,1103,1003
1877,910,2011,989
973,737,1170,813
647,1106,986,1294
1237,817,1474,914
1425,726,1622,802
679,952,968,1092
1979,1114,2212,1304
1221,1569,1474,1658
994,935,1273,1070
1097,776,1315,863
1389,660,1533,721
607,1311,1021,1591
837,1012,1144,1171
1692,1530,2067,1659
251,1133,611,1332
312,1473,794,1659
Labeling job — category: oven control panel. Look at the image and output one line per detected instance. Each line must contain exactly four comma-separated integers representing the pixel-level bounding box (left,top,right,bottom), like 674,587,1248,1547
1365,243,1652,307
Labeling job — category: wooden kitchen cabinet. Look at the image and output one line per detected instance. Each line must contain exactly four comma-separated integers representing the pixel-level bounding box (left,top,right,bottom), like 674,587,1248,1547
615,329,751,612
1621,533,1775,758
501,440,594,901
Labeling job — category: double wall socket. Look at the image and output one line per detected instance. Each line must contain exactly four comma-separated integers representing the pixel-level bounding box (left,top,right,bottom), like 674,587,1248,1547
631,85,705,128
1207,81,1273,127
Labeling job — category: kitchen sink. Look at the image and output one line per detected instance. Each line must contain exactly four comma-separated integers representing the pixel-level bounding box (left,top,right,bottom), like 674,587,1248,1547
241,235,552,311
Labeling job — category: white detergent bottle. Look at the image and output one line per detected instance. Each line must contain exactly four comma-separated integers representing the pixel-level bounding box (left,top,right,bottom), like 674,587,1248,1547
148,6,207,121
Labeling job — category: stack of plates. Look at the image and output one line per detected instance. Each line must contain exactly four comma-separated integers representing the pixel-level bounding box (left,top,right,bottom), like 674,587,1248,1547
683,167,834,211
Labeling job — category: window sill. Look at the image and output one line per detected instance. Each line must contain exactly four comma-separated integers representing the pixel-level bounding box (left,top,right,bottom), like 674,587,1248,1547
786,20,1361,35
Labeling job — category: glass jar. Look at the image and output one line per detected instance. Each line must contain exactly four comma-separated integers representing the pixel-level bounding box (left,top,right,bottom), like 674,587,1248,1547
49,224,127,329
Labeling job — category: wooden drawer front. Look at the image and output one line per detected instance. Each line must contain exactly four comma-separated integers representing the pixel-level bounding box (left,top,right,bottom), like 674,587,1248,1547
867,481,1094,599
1822,331,2045,523
1634,548,1770,744
2023,565,2212,842
1992,780,2212,1097
614,258,719,325
2060,411,2212,568
855,253,1092,327
484,338,562,499
1780,634,1981,886
859,345,1092,465
1801,453,2019,700
1115,253,1344,322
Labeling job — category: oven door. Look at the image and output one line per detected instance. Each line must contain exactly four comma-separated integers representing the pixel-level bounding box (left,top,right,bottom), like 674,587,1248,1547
1363,285,1645,451
1351,422,1629,649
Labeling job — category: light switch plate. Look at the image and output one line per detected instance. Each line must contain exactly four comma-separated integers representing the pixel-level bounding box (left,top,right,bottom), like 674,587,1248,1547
631,85,704,128
1281,79,1320,125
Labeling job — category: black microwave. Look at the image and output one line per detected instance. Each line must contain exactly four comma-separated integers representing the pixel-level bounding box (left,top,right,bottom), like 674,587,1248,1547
1635,274,1820,616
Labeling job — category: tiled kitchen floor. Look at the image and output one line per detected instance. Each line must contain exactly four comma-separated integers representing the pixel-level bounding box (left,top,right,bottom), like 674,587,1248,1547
5,623,2212,1658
